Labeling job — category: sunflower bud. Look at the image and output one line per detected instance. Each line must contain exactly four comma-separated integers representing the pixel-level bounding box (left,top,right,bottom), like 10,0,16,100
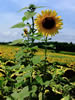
24,28,28,36
29,4,36,12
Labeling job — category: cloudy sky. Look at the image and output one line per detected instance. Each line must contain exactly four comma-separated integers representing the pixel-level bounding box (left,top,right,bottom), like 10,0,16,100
0,0,75,43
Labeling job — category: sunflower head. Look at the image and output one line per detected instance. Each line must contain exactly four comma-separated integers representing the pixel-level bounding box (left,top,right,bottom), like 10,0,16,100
35,9,63,36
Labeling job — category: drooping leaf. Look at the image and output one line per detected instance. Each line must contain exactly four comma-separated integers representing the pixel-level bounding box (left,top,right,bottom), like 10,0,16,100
9,39,24,45
11,22,25,28
36,6,47,8
18,7,29,12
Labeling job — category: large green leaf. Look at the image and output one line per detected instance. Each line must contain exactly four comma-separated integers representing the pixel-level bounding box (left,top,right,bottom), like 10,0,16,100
24,11,36,20
11,86,29,100
19,86,29,100
11,22,25,28
31,56,41,64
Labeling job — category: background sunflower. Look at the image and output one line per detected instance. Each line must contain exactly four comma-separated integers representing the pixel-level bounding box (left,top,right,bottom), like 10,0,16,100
35,9,63,36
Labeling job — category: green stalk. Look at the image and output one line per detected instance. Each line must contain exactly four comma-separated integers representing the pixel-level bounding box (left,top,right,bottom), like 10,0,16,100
29,16,35,100
31,16,34,45
44,36,47,73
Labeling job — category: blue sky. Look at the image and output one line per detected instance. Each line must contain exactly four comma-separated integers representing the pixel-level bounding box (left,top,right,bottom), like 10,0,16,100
0,0,75,43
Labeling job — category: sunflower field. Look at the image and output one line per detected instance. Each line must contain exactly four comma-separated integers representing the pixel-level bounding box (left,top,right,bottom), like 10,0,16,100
0,4,75,100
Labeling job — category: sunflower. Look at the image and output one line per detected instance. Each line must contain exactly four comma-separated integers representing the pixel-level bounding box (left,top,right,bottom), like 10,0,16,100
35,9,63,36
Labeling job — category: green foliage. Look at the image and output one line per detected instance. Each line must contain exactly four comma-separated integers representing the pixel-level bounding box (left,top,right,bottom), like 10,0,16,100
9,39,24,45
22,16,27,22
18,4,46,12
11,86,30,100
18,7,29,12
11,22,25,28
31,56,42,64
24,11,36,20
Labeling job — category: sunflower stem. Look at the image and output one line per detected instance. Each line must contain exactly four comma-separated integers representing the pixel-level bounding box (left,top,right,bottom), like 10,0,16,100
31,16,35,46
44,36,47,74
29,16,35,100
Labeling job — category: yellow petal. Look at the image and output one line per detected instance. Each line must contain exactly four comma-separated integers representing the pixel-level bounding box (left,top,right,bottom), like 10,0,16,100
56,16,61,19
41,10,45,15
53,10,57,16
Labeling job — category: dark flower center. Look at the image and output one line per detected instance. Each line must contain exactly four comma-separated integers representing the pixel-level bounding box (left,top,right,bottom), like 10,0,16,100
42,17,55,29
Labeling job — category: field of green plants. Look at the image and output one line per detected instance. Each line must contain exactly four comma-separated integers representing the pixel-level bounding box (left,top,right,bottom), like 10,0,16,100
0,43,75,100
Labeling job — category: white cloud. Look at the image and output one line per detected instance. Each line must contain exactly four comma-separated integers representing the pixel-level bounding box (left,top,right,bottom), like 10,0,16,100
0,30,22,42
52,27,75,43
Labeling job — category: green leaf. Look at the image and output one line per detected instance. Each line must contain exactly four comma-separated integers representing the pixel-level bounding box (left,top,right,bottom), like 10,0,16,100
23,71,31,78
9,39,24,45
31,85,37,93
25,65,33,72
11,86,29,100
18,6,46,12
36,6,47,8
24,11,36,20
11,22,25,28
31,56,41,64
18,7,29,12
30,35,42,40
15,79,25,88
11,91,19,100
61,95,71,100
38,92,43,100
44,81,50,87
6,96,12,100
19,86,30,100
36,76,43,85
0,77,4,87
22,16,27,22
